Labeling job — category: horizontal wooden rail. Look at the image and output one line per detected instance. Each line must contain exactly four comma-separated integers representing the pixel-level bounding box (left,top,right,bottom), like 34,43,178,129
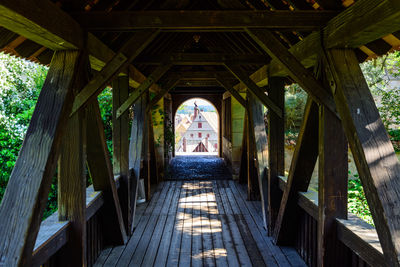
31,185,105,266
277,176,384,267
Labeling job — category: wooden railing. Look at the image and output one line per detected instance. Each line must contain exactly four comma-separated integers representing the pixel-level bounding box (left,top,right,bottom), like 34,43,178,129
278,176,384,267
31,184,109,267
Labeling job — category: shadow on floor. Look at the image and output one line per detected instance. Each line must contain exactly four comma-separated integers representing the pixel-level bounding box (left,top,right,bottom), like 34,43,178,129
166,156,232,180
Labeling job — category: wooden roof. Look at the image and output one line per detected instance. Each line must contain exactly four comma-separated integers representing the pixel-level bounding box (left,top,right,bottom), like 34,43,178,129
1,0,400,89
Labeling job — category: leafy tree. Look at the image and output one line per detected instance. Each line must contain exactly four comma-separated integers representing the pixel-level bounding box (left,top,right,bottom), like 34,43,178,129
0,53,48,202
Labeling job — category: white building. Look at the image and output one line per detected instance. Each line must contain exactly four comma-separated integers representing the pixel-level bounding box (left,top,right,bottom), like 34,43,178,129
176,104,218,153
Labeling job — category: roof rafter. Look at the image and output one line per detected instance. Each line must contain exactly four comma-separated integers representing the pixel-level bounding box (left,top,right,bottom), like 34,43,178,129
0,0,155,90
74,10,339,31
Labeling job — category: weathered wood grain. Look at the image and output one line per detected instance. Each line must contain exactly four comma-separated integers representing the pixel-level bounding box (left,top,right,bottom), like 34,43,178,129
57,92,87,267
267,77,285,234
326,49,400,267
273,99,319,245
86,101,127,245
112,75,130,234
0,50,85,266
318,105,348,266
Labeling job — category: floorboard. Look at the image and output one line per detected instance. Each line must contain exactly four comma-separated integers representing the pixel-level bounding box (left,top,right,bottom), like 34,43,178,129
94,180,306,267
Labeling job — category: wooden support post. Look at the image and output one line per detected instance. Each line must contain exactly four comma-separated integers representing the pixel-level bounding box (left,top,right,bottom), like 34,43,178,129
112,75,130,234
318,104,348,266
57,97,87,267
267,77,285,234
247,93,269,229
273,98,319,244
238,111,248,184
128,94,146,232
0,50,86,266
326,49,400,267
246,106,259,201
86,101,127,245
143,92,151,201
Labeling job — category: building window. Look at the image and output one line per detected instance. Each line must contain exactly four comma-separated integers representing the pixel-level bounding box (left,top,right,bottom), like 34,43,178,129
198,122,202,128
198,132,202,138
190,134,194,138
199,115,201,119
207,134,210,138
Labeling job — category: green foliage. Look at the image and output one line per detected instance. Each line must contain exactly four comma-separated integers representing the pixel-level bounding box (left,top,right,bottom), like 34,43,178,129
348,173,373,226
0,53,49,204
361,51,400,129
285,83,307,132
98,87,113,155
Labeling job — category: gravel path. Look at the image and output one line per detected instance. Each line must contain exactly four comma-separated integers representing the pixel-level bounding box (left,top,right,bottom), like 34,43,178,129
166,156,232,180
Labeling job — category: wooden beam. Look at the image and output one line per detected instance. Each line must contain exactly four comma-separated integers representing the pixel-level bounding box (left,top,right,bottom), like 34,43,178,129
245,28,337,115
0,0,83,50
317,104,348,266
273,98,319,245
128,94,146,232
134,53,270,65
146,75,180,113
71,30,159,115
0,0,157,91
170,71,234,80
0,50,86,266
238,111,248,184
74,10,338,31
248,93,269,229
86,101,127,245
116,62,173,118
57,95,87,267
326,49,400,267
216,76,247,108
112,75,130,234
267,77,285,234
224,64,283,118
246,0,400,84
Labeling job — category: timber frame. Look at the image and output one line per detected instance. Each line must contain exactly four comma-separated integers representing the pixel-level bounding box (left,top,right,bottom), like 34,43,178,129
0,0,400,266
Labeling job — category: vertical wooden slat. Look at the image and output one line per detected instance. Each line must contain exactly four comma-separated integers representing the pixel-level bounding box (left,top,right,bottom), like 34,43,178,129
267,77,285,234
246,94,260,201
318,105,348,266
112,75,130,233
58,84,87,266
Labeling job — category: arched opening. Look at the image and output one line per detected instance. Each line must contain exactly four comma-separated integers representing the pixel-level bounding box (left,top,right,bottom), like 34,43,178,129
174,98,219,155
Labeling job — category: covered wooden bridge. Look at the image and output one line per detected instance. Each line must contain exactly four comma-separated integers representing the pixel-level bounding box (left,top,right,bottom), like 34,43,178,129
1,0,400,266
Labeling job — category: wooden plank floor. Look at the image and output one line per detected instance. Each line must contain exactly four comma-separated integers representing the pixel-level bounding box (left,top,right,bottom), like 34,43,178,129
94,180,306,267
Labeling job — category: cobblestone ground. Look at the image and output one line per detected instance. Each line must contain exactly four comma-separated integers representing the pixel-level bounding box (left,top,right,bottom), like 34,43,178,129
166,156,232,180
